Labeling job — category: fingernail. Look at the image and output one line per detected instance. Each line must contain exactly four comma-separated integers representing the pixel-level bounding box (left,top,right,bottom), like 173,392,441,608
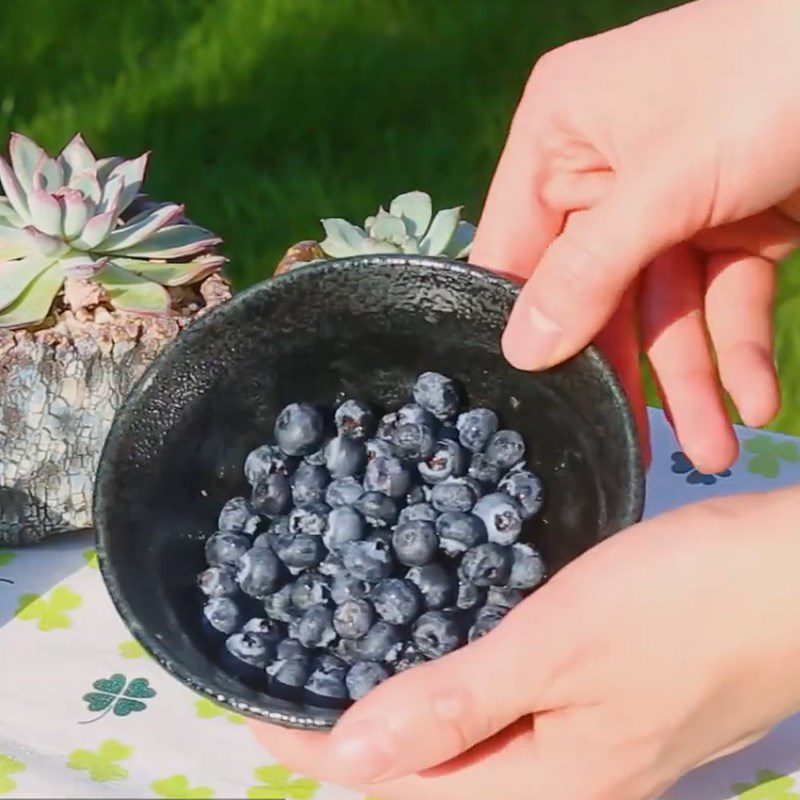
331,720,392,782
503,305,563,370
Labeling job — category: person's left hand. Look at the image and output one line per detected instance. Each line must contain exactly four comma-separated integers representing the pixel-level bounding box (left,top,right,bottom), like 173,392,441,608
251,486,800,800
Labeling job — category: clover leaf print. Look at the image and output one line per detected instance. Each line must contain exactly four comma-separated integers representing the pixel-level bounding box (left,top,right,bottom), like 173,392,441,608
82,548,99,569
0,754,26,795
81,673,156,723
745,435,800,479
194,697,245,725
119,639,149,660
733,770,800,799
67,739,132,783
152,774,214,798
15,585,81,630
671,451,732,485
247,765,319,799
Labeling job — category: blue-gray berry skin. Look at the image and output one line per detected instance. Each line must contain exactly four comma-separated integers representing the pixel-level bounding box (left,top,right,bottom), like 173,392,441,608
203,597,241,635
406,563,457,610
487,586,525,609
270,658,311,691
413,372,460,420
317,552,347,578
468,452,501,486
290,571,332,611
251,474,292,517
397,402,438,429
333,598,376,639
217,497,260,534
263,584,295,623
316,653,348,673
365,437,398,464
418,439,468,484
456,408,499,452
288,503,330,537
358,621,405,663
436,512,487,556
346,661,392,700
499,470,545,520
225,631,276,668
274,639,311,663
326,477,364,508
394,642,427,673
472,493,523,545
272,529,326,570
372,578,423,626
274,403,325,456
413,611,463,658
331,574,371,605
304,666,349,705
354,491,399,527
459,543,513,587
335,636,363,666
404,483,427,506
485,430,526,471
456,580,486,611
430,477,480,513
236,547,287,599
242,617,285,642
398,502,438,525
376,411,400,443
393,422,436,460
197,566,238,598
468,605,507,642
251,532,273,550
342,539,394,582
244,444,296,486
325,434,367,478
303,446,328,467
205,531,250,568
364,456,411,498
508,543,546,590
335,399,375,441
392,520,438,567
289,604,337,648
291,462,330,508
323,506,366,551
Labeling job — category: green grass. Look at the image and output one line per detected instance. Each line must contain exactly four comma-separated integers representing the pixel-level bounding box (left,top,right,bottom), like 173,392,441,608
3,0,799,433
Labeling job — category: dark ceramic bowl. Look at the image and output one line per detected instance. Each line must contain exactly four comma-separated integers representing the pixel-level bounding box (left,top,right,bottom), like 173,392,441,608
94,254,644,730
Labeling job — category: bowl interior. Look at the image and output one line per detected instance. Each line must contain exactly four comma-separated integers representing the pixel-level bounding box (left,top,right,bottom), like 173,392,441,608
95,255,643,729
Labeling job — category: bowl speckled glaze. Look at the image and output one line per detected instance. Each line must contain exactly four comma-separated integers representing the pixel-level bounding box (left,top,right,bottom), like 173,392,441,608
94,254,645,730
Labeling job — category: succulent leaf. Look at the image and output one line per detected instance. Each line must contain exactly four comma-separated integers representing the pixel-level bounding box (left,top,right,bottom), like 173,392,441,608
107,223,220,259
9,133,46,194
0,261,63,328
96,262,170,314
443,220,476,259
389,191,432,238
0,255,57,310
96,175,124,215
60,190,94,240
59,253,108,280
107,152,149,214
57,133,96,181
73,210,117,250
0,197,23,228
28,190,63,237
33,156,64,192
319,218,370,257
419,207,462,256
0,226,38,260
23,227,67,258
368,208,406,246
98,203,184,252
68,171,102,204
0,156,30,222
110,254,227,286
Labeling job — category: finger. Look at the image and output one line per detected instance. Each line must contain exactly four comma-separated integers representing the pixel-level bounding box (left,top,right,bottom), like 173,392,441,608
541,169,614,212
705,251,779,427
694,208,800,262
641,245,738,473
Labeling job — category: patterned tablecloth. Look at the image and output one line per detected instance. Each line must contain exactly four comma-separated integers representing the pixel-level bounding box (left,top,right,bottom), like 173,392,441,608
3,408,800,800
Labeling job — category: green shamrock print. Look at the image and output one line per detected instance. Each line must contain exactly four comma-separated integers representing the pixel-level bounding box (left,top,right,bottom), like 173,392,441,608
82,673,156,723
152,774,214,798
247,765,319,799
0,550,16,568
15,585,81,631
734,770,800,799
195,697,245,725
0,754,26,795
745,435,800,478
119,639,148,660
82,548,99,569
67,739,132,783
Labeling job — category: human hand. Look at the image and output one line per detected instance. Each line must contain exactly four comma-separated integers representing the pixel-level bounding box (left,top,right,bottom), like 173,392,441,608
252,486,800,800
471,0,800,472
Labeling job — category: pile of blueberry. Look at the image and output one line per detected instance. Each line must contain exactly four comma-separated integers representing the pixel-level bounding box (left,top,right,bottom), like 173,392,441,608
198,372,546,707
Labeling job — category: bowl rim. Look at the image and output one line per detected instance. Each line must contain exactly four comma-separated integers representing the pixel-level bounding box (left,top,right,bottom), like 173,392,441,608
94,253,645,728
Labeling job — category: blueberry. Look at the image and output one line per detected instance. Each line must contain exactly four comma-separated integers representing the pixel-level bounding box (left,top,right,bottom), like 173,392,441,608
456,408,499,452
304,666,348,703
225,631,276,669
418,439,467,484
430,477,479,513
406,563,457,610
333,598,375,639
331,574,371,605
276,638,311,662
326,476,364,508
508,542,546,590
487,586,525,609
393,422,436,460
472,493,523,545
289,604,337,648
236,548,286,599
318,552,347,578
394,641,427,672
251,532,273,550
303,445,328,467
288,503,330,537
244,444,295,485
397,402,438,428
251,474,291,517
460,543,513,587
241,617,285,641
456,580,486,611
205,531,250,568
413,611,463,658
203,597,241,635
358,621,405,663
413,372,460,420
372,579,423,625
485,430,525,471
263,584,295,623
468,452,501,486
354,491,399,527
364,456,411,498
291,462,330,508
365,437,397,463
274,403,324,456
217,497,260,534
398,502,437,525
499,470,545,520
334,636,363,666
346,661,392,700
271,658,311,690
391,520,438,566
325,435,366,478
468,605,507,642
316,653,348,673
323,506,366,551
436,512,487,556
342,539,394,582
272,530,326,570
404,483,427,505
335,399,374,441
290,572,332,611
197,566,238,598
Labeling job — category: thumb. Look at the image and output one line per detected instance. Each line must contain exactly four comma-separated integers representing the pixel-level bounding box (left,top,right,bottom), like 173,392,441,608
502,169,692,371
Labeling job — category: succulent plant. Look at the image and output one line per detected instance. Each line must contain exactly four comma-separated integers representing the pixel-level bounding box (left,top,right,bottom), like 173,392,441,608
319,191,475,260
0,132,225,329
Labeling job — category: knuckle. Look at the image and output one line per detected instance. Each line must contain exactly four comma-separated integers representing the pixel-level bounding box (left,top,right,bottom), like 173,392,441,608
547,234,610,299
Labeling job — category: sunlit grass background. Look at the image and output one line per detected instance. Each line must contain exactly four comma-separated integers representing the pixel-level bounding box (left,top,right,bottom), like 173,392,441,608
4,0,800,433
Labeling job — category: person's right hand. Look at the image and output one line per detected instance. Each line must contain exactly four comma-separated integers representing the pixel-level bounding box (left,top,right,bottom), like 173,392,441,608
470,0,800,473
